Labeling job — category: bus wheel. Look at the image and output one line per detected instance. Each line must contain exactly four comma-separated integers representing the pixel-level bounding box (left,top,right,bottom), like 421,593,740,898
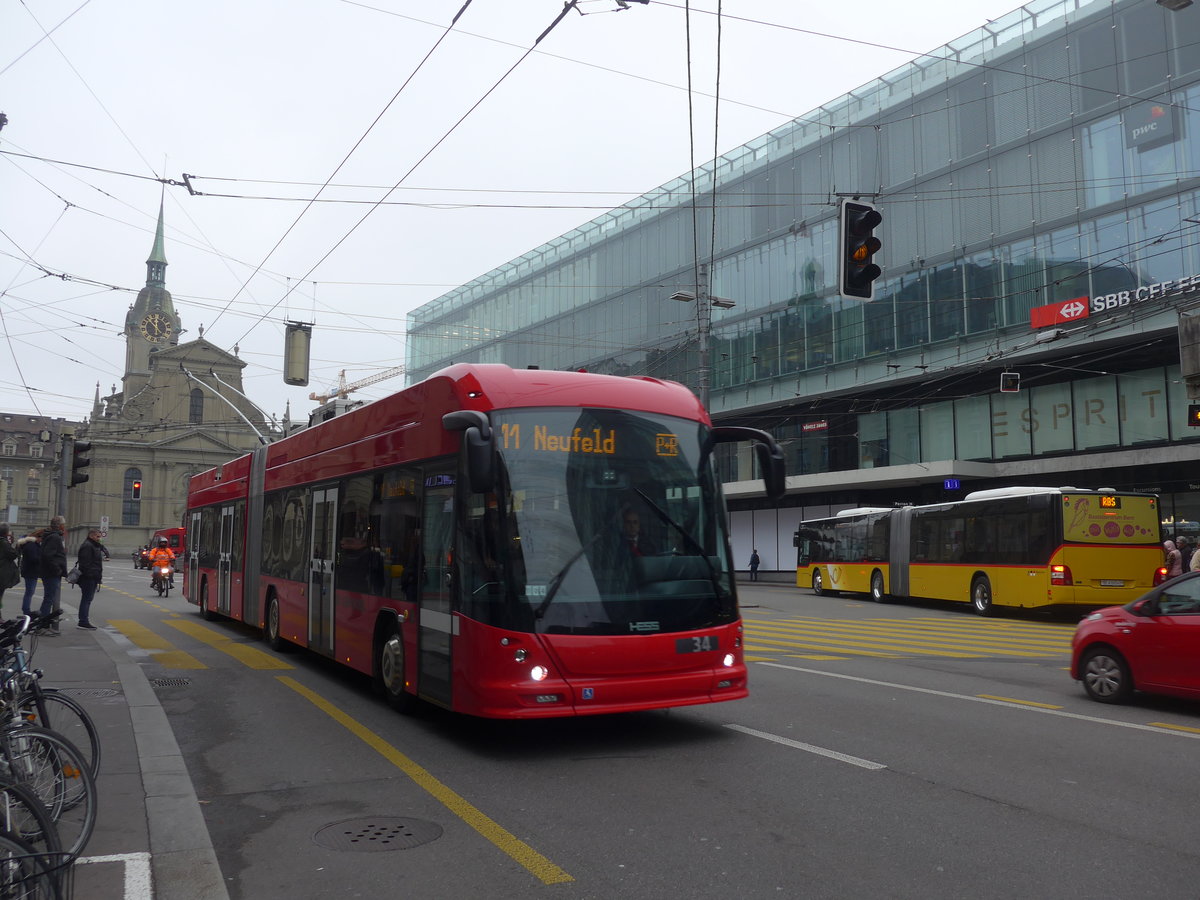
200,581,216,621
870,571,886,603
377,629,417,714
264,594,290,652
812,569,825,596
1080,647,1132,703
970,576,995,616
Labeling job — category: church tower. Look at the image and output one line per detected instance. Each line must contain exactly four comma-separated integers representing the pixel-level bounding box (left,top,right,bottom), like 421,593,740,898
123,200,182,399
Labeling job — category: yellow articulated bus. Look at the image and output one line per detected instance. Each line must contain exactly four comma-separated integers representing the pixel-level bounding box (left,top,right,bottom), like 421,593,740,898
794,487,1165,615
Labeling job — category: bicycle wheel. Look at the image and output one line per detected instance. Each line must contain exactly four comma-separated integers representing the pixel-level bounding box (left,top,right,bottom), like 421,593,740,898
1,725,96,861
0,780,60,859
18,689,101,779
0,828,63,899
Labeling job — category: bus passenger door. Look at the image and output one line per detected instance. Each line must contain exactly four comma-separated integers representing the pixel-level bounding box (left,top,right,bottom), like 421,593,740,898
217,505,234,615
188,510,201,605
417,468,456,708
308,487,337,656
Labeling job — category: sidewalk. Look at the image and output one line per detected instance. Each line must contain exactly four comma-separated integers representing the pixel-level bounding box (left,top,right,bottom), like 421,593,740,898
25,614,228,900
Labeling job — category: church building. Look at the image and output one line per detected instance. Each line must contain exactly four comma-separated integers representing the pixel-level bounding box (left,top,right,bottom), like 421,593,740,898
67,203,273,552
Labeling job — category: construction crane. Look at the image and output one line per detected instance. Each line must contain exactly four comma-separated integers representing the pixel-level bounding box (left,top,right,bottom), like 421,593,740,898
308,364,406,404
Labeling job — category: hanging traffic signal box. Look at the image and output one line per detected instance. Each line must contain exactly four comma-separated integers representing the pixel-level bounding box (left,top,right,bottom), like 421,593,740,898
131,480,142,500
838,198,883,300
69,440,92,488
1188,404,1200,427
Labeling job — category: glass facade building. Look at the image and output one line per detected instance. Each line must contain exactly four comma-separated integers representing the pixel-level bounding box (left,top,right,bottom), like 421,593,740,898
407,0,1200,573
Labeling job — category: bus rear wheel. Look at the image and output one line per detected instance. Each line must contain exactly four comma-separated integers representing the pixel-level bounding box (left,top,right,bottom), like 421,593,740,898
377,628,417,714
870,570,886,603
264,594,290,652
970,576,995,616
200,581,216,621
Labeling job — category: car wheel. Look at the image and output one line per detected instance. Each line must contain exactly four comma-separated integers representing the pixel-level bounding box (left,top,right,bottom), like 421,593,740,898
870,570,887,603
970,576,994,616
1081,647,1133,703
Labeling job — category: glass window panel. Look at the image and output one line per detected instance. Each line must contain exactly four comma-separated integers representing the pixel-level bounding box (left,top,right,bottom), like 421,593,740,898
1120,5,1168,94
1034,133,1079,224
859,411,888,468
1073,376,1120,450
928,264,964,342
953,74,989,159
888,408,920,467
965,251,1000,333
1119,368,1168,445
1077,20,1118,112
994,147,1034,239
1082,115,1124,208
1031,381,1074,455
920,402,954,462
991,392,1031,459
991,67,1029,145
894,274,928,348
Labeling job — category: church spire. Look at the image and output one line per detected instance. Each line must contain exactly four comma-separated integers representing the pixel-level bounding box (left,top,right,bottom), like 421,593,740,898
146,198,168,287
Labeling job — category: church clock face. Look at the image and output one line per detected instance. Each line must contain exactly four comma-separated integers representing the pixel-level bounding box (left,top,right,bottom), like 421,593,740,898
140,312,173,343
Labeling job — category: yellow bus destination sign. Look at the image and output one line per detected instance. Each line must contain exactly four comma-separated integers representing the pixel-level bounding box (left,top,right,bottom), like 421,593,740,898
500,422,617,454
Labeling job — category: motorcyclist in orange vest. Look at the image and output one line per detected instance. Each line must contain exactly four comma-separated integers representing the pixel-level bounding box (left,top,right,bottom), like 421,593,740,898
148,539,176,588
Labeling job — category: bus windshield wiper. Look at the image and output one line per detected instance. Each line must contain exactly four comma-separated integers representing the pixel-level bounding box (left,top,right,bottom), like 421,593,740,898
634,488,728,602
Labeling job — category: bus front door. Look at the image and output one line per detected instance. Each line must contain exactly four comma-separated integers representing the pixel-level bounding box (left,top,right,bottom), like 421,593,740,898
217,505,234,615
417,468,456,708
308,487,337,656
188,510,201,607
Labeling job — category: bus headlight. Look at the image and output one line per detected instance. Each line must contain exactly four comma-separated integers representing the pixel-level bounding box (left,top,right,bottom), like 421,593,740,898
530,665,549,681
722,653,735,667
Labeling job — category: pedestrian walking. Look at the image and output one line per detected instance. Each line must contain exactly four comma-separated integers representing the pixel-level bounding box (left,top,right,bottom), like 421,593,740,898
76,528,104,630
36,515,67,635
1164,539,1183,580
0,524,19,618
16,529,43,615
749,549,760,582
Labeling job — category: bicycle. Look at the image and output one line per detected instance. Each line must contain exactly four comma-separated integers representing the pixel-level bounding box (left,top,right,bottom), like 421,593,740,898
0,616,101,780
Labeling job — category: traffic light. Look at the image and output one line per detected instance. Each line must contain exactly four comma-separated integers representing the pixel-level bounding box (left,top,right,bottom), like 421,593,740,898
69,440,91,488
1188,404,1200,427
838,198,883,300
1000,372,1021,393
131,480,142,500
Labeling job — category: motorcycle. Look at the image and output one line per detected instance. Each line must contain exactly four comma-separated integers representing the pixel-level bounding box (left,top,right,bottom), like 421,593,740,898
151,564,173,597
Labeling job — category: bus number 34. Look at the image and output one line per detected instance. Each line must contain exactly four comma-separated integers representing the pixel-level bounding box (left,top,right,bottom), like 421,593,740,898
675,635,718,653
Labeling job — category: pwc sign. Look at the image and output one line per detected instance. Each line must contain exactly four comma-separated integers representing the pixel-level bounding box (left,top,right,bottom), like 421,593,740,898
1030,295,1090,329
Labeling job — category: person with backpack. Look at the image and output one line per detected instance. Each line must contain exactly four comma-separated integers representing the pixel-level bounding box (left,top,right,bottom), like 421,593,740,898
16,529,43,616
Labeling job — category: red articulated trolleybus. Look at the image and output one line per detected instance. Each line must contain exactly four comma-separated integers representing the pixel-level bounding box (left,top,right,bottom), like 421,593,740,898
184,364,784,718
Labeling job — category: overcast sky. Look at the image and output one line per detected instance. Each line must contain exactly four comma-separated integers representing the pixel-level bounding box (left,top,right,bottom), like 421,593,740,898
2,0,1013,426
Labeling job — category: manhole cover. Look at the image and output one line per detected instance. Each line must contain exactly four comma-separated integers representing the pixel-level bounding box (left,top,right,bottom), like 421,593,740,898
313,817,442,852
149,677,192,687
59,688,120,699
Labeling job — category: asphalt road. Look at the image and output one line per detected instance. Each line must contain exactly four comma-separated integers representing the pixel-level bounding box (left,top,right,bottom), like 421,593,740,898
95,570,1200,899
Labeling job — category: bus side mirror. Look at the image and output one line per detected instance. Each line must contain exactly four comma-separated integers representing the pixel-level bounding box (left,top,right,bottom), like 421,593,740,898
443,410,494,494
710,426,786,500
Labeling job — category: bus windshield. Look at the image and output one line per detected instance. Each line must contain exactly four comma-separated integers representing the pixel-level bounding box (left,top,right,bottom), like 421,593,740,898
461,407,735,636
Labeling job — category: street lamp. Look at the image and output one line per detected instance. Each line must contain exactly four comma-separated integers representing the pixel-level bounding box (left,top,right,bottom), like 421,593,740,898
669,263,735,408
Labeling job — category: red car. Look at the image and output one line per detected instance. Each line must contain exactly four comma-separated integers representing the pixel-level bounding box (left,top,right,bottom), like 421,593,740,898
1071,571,1200,703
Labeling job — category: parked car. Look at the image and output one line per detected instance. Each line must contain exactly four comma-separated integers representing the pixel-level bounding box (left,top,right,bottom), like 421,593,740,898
1071,571,1200,704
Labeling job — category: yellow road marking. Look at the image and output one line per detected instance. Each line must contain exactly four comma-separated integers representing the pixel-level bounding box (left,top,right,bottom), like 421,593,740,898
278,676,573,886
788,654,851,661
1148,722,1200,734
167,620,293,670
107,620,206,669
977,694,1063,710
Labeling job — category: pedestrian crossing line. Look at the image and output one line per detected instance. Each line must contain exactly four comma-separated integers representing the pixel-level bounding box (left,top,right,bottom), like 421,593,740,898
744,621,1068,658
167,619,294,670
788,654,853,661
107,620,206,669
745,615,1074,646
745,632,972,657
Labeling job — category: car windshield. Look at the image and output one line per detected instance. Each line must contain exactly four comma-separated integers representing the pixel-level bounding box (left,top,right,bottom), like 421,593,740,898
457,407,736,636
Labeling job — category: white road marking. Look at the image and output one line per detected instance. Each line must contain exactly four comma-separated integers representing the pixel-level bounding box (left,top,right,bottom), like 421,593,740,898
759,661,1200,739
77,851,153,898
725,723,887,770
